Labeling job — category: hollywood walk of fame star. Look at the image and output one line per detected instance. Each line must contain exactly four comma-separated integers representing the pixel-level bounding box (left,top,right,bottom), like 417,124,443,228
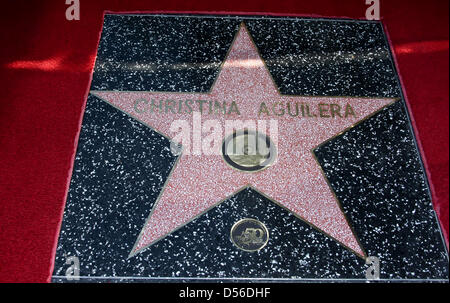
91,23,396,258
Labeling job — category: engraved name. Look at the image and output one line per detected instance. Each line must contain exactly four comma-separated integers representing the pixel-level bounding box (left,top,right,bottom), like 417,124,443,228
133,99,356,118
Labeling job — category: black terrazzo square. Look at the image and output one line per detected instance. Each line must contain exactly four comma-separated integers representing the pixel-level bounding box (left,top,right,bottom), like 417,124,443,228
52,14,448,283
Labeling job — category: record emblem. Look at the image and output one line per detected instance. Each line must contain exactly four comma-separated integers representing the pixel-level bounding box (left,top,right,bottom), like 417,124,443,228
222,130,277,172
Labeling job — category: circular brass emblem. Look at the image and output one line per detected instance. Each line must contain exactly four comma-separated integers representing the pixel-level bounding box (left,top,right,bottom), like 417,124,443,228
230,219,269,252
222,130,276,172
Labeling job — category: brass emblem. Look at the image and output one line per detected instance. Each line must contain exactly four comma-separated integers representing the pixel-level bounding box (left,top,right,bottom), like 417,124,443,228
231,218,269,252
222,130,276,172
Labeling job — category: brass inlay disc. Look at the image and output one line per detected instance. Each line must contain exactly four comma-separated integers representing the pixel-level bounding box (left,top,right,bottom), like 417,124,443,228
222,130,276,172
230,218,269,252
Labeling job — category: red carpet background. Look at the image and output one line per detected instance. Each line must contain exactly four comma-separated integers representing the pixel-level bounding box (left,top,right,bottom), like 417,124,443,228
0,0,448,282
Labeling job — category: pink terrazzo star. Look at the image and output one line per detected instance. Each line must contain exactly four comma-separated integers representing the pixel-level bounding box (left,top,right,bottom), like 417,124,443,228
92,24,395,258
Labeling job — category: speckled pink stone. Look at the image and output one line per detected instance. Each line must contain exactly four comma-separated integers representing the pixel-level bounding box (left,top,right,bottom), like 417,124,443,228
93,25,394,257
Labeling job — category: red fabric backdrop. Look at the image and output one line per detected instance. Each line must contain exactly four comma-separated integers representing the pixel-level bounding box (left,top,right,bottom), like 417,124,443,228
0,0,448,282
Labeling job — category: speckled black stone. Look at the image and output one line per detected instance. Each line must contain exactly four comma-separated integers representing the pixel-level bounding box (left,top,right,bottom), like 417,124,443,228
314,100,448,280
54,158,367,280
245,19,400,97
53,14,448,282
92,15,400,97
52,95,177,279
91,16,240,92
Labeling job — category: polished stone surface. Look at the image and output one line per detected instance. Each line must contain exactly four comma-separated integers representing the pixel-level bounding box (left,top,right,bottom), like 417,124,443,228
52,14,448,282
